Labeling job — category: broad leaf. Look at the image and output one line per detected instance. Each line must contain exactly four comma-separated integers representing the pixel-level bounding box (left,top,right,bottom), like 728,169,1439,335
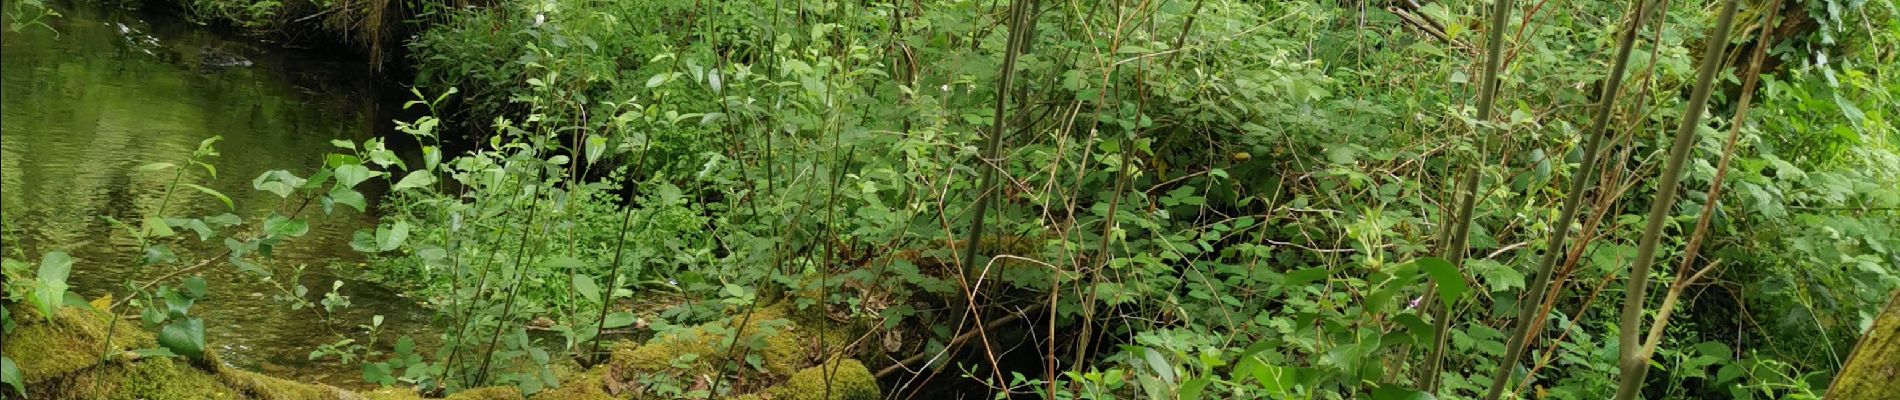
142,216,176,238
1,356,21,396
376,221,411,251
252,170,306,198
1371,385,1437,400
334,164,378,188
601,312,637,329
35,252,73,320
1414,257,1467,309
158,317,206,359
573,274,601,304
392,171,435,191
264,215,310,238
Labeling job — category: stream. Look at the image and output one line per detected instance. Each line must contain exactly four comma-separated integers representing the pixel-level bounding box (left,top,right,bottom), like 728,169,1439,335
1,0,428,389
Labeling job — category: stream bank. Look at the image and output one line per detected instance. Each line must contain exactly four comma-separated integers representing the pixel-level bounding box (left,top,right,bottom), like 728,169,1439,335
2,0,428,390
4,296,879,399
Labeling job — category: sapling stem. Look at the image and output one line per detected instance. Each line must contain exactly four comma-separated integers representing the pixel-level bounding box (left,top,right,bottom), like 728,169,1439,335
1421,0,1517,390
474,182,545,385
583,133,653,364
1613,0,1742,398
1482,1,1654,398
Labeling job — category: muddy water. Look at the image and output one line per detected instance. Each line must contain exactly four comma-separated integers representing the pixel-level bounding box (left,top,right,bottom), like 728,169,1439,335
1,1,426,389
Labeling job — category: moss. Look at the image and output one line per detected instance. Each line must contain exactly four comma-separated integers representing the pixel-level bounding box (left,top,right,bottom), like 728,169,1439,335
5,296,365,400
610,304,804,380
3,299,154,384
527,366,614,400
763,359,880,400
33,357,242,400
1,297,875,400
444,386,526,400
362,388,429,400
221,369,357,400
1830,294,1900,399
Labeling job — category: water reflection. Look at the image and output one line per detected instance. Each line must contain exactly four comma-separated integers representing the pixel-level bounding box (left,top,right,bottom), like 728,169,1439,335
2,1,426,389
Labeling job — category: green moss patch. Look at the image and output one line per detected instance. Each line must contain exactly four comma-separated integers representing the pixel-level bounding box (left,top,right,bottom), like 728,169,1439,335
763,359,880,400
4,298,356,400
3,302,155,385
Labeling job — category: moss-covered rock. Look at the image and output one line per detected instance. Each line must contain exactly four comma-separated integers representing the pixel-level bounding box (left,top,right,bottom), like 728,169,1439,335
31,356,240,400
3,301,154,385
3,297,878,400
762,359,880,400
221,369,363,400
444,386,527,400
609,304,805,380
5,297,358,400
526,365,614,400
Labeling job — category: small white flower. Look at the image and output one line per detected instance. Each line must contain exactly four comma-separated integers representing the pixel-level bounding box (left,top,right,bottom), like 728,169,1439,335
534,13,546,27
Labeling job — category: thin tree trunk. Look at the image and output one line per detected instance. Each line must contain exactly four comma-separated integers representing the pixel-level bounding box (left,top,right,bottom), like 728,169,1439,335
1482,1,1653,398
1421,0,1517,390
1611,0,1742,398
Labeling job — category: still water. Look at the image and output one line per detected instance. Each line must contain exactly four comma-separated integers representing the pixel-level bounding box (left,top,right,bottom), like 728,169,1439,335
1,1,425,388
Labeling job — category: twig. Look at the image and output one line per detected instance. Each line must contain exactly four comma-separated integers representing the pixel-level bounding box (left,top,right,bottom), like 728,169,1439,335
1639,260,1723,359
876,303,1045,378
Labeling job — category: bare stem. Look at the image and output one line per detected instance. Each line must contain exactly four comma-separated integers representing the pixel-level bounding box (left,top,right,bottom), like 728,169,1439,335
1481,1,1654,398
1422,0,1518,390
1613,0,1742,397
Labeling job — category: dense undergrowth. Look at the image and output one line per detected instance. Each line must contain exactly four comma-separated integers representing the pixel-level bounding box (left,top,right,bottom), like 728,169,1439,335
4,0,1897,399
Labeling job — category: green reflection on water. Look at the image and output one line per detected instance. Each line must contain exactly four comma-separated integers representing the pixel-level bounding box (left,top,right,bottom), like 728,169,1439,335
2,1,424,389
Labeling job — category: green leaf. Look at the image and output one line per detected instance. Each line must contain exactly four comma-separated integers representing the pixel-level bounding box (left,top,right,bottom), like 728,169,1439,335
329,186,367,212
264,215,311,238
544,256,586,270
1141,347,1176,383
252,170,305,198
376,221,410,251
1414,257,1466,309
158,317,206,359
1178,377,1210,400
601,312,637,329
1241,358,1300,393
162,288,195,318
334,164,377,188
182,276,208,298
422,146,442,171
330,139,356,150
392,171,435,191
363,362,395,386
36,252,73,320
143,216,176,238
180,183,233,210
138,162,177,172
2,356,21,396
573,274,601,304
350,230,379,253
167,218,214,241
205,213,243,227
1284,267,1330,286
585,135,608,164
1371,385,1437,400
